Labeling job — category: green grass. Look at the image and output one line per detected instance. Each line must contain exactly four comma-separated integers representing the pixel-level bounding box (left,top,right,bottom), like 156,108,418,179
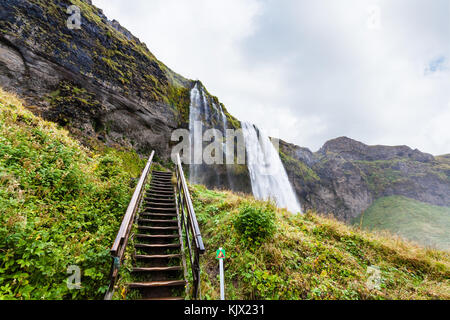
353,196,450,251
191,185,449,300
0,88,146,299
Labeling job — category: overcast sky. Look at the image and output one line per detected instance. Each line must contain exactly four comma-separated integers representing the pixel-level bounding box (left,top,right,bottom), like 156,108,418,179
92,0,450,155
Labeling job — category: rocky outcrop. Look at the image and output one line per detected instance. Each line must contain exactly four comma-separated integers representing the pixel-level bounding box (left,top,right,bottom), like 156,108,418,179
0,0,190,158
280,137,450,222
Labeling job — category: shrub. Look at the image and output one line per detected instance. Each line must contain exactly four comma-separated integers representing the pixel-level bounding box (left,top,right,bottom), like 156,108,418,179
234,202,276,246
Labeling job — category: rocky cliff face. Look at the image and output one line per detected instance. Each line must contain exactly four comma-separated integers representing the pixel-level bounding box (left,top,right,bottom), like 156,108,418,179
280,137,450,221
0,0,193,158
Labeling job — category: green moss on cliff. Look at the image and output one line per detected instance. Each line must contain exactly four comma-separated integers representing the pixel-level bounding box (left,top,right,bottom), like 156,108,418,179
279,151,319,183
45,81,103,127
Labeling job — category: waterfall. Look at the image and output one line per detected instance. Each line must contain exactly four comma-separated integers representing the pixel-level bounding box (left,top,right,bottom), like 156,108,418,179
187,83,301,213
188,84,202,184
241,121,302,214
188,83,227,186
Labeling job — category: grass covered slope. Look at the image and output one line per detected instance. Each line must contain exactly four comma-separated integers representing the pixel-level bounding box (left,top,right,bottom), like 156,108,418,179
353,196,450,251
191,185,449,300
0,88,145,299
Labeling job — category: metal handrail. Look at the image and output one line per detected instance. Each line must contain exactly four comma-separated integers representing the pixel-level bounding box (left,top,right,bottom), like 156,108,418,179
104,150,155,300
175,153,205,298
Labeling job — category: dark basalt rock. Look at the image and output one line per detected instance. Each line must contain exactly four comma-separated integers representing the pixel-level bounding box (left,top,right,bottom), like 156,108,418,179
280,137,449,222
0,0,190,159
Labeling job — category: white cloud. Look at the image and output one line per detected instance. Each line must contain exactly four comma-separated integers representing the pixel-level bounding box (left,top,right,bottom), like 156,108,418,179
92,0,450,155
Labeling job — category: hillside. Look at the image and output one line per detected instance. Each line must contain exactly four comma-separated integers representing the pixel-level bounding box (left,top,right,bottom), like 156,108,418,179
1,88,449,300
191,185,449,300
353,196,450,251
0,88,145,299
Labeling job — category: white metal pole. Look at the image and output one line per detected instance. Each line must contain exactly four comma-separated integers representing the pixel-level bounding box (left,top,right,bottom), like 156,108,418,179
219,247,225,300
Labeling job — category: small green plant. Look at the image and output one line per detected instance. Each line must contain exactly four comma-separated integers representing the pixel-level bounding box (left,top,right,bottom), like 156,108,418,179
234,202,276,247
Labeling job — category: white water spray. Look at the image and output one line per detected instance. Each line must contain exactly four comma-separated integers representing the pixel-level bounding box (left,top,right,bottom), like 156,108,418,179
241,121,302,214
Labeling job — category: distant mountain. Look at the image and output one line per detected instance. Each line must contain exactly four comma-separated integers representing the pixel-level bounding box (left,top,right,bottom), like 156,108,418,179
279,136,450,223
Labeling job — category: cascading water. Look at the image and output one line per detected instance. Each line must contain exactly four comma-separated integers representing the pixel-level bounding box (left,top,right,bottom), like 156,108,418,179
188,83,301,213
188,83,228,186
188,83,203,184
241,122,302,214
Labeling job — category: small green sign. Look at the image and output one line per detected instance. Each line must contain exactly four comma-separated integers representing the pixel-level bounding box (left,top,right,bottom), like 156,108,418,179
216,248,226,260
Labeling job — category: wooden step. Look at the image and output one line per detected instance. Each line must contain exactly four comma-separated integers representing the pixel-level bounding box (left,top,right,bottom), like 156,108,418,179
137,226,178,231
146,193,174,197
149,186,173,192
151,181,172,186
136,234,179,239
151,177,172,181
145,197,175,203
140,213,177,218
132,266,182,272
151,179,172,184
144,201,176,207
128,280,186,289
144,207,177,212
138,219,178,224
150,181,173,186
135,243,181,249
135,254,182,260
150,186,172,191
153,171,173,176
148,191,174,196
149,188,174,193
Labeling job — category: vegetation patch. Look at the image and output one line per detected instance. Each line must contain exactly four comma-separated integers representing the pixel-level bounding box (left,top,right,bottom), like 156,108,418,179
0,88,145,299
353,196,450,251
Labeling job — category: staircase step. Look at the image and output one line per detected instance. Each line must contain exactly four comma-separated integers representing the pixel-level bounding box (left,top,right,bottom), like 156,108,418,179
144,201,176,207
151,181,172,186
138,219,178,224
149,189,174,193
151,179,172,184
137,226,178,231
140,213,177,218
151,176,172,184
150,186,172,191
135,254,182,260
135,243,181,249
153,171,173,176
146,193,174,197
132,266,182,272
145,197,175,203
150,182,173,186
148,191,174,196
136,234,179,239
144,207,177,212
128,280,186,289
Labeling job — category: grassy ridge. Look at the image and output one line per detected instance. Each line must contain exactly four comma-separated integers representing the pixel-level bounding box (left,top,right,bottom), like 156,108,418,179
191,185,449,300
0,89,145,299
353,196,450,251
